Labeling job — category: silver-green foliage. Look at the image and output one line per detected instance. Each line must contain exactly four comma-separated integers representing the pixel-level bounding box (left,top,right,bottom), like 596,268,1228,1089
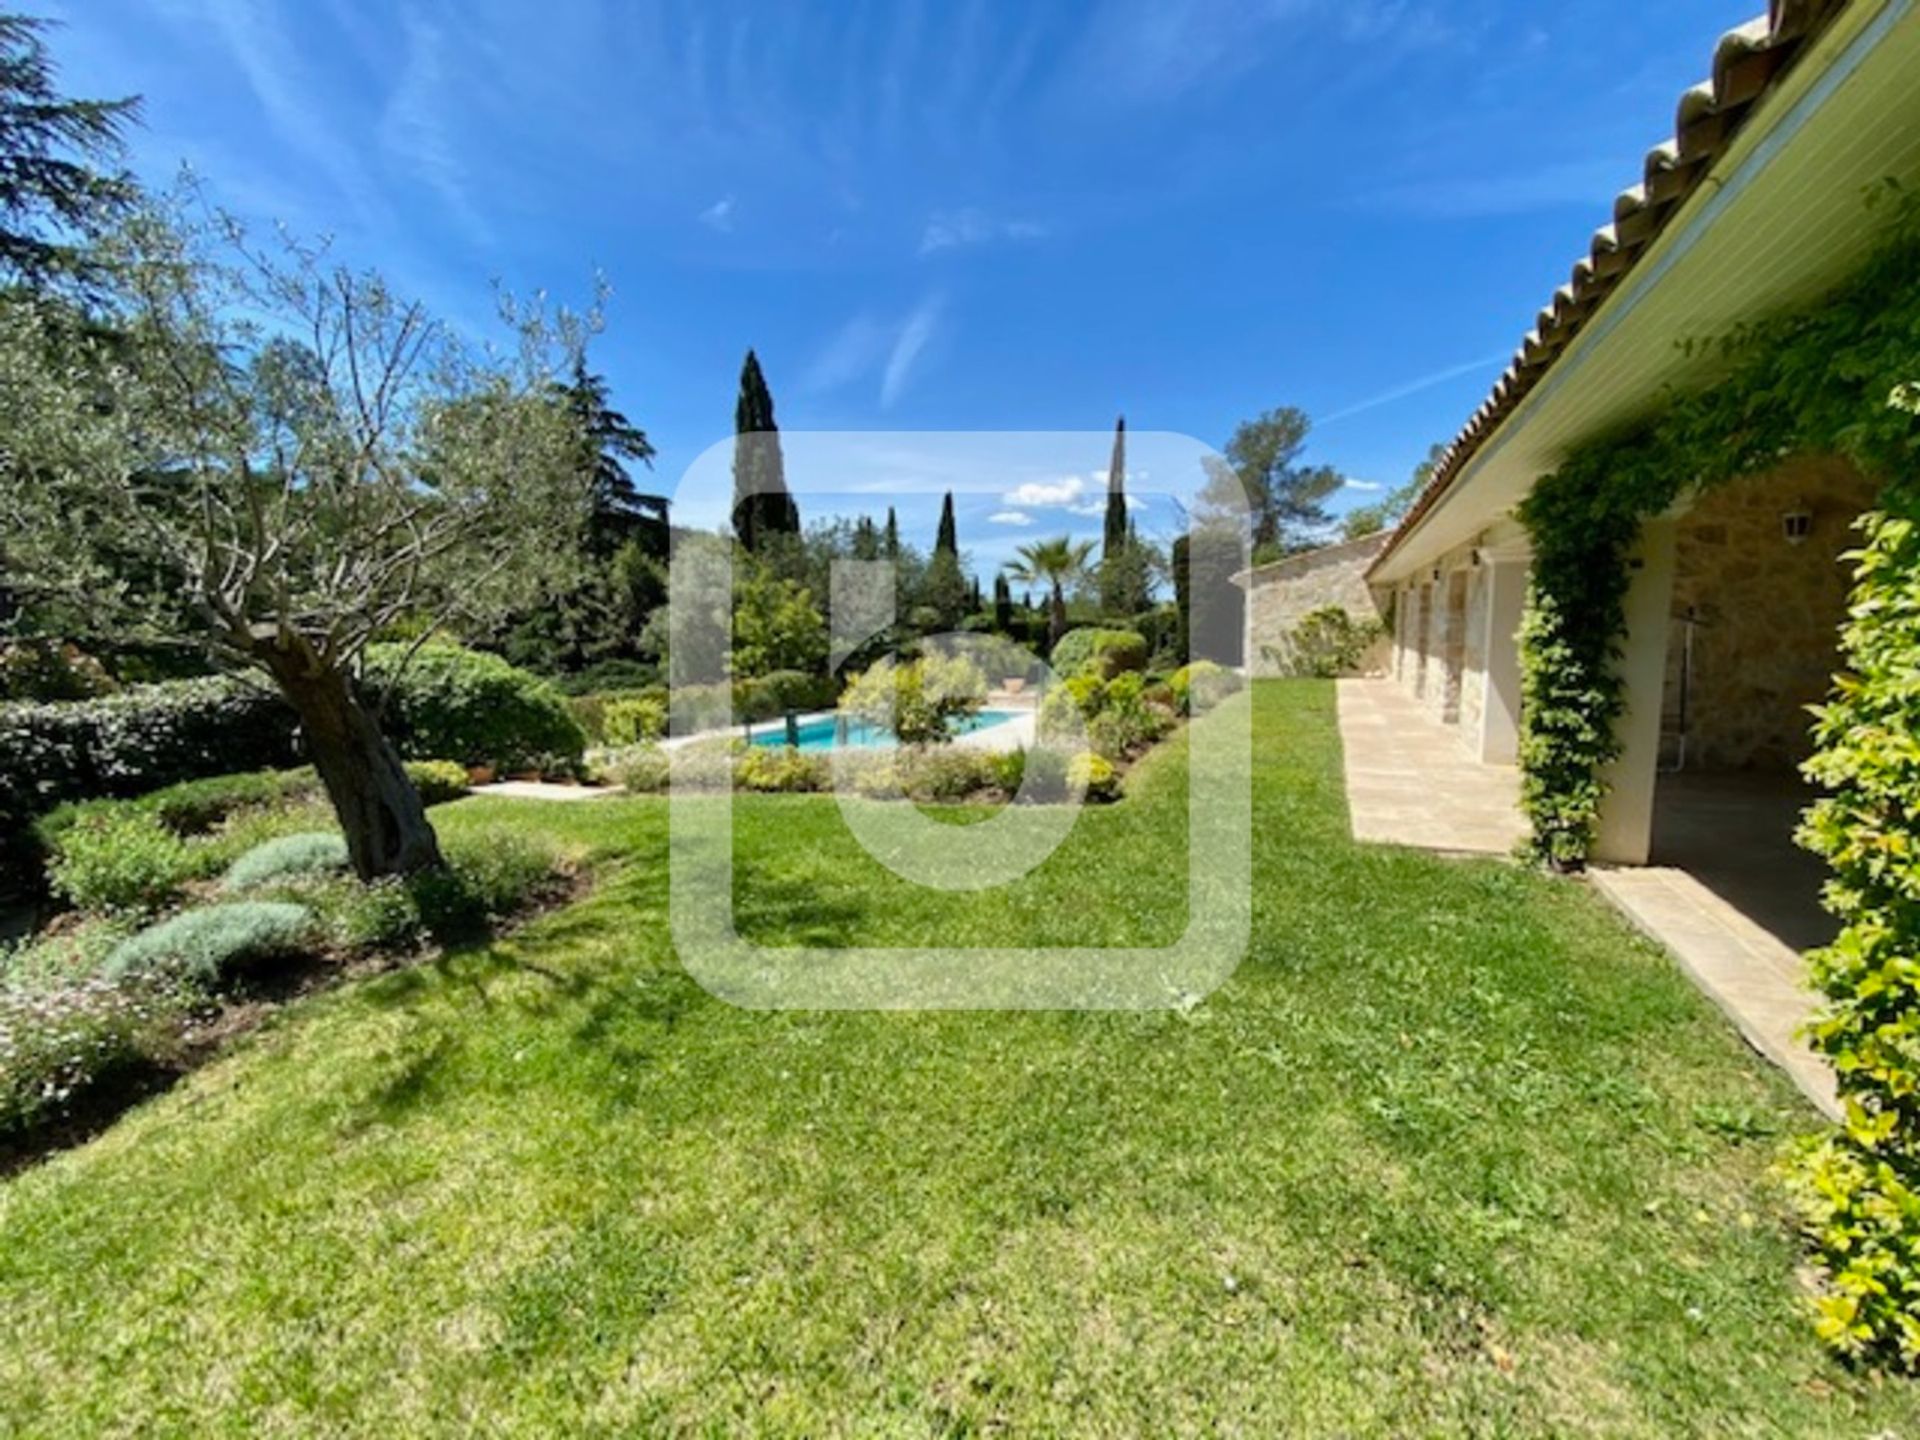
105,902,313,985
221,833,349,893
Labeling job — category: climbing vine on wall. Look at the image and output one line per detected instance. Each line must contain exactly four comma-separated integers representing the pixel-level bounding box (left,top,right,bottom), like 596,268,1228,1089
1515,185,1920,870
1514,183,1920,1363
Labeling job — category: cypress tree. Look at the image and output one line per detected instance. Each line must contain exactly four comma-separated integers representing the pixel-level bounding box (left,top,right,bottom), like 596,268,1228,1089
1103,415,1128,561
993,573,1012,631
731,349,800,550
935,491,957,556
884,507,900,558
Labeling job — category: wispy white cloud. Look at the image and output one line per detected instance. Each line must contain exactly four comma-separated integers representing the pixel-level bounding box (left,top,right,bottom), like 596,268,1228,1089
381,7,490,245
920,207,1050,256
1343,477,1385,492
1003,475,1087,508
699,195,737,232
989,509,1034,526
881,294,944,407
800,312,889,395
1317,351,1508,426
170,0,378,222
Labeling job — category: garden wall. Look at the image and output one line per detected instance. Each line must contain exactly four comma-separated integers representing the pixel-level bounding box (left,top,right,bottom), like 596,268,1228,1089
1242,532,1388,677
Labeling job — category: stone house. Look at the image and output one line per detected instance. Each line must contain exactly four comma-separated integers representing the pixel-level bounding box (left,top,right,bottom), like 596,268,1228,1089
1368,0,1919,863
1339,0,1920,1111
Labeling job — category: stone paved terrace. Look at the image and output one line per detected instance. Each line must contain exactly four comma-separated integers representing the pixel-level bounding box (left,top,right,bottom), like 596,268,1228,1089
1336,678,1527,855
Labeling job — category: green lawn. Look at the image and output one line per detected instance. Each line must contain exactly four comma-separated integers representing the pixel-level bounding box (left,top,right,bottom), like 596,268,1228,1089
1,681,1911,1436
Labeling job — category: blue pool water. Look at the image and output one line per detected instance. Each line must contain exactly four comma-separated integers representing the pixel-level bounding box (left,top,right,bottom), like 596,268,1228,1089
750,709,1021,751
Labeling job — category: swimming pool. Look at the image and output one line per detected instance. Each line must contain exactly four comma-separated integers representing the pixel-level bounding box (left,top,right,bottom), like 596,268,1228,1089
749,708,1022,751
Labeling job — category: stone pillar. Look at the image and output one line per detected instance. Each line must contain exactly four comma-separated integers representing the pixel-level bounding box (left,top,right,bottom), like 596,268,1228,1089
1593,517,1677,865
1477,548,1530,764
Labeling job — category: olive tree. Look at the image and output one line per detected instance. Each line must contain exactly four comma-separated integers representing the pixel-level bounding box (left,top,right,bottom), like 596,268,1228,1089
0,206,594,877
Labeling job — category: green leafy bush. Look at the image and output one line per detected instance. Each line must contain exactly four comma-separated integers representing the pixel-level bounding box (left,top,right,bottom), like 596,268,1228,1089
404,760,470,805
407,829,569,941
839,653,986,745
1169,661,1240,715
104,902,314,986
555,659,658,696
39,769,324,849
735,747,828,793
0,974,190,1137
735,670,838,723
1783,495,1920,1368
48,811,194,915
0,920,132,990
0,678,303,892
1050,628,1148,679
1038,673,1105,742
899,748,997,802
835,751,901,799
1069,752,1120,802
1263,605,1384,678
602,694,668,746
322,879,426,953
602,743,670,793
368,644,587,775
221,833,350,893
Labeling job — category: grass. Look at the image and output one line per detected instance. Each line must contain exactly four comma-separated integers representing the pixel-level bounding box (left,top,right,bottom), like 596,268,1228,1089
1,681,1914,1435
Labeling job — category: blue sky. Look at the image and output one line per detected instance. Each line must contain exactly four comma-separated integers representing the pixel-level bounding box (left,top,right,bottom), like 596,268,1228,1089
45,0,1756,581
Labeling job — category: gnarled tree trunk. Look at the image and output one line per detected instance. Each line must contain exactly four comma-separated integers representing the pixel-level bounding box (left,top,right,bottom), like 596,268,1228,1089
256,638,442,880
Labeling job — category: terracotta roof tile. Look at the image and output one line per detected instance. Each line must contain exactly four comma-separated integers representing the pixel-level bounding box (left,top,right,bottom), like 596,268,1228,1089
1373,1,1851,571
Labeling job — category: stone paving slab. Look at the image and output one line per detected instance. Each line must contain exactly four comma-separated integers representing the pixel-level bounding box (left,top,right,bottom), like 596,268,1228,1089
1335,679,1527,857
1590,865,1838,1120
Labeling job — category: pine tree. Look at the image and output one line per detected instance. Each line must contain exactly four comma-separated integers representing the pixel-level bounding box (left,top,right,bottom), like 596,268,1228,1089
1103,415,1128,560
554,358,664,559
0,14,141,287
935,491,957,556
731,349,800,550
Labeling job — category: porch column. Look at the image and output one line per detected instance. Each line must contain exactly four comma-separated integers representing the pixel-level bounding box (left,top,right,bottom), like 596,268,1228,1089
1593,517,1677,865
1477,545,1530,764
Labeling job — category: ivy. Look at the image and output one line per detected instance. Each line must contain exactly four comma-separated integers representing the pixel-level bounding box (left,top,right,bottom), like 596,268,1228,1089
1512,184,1920,1363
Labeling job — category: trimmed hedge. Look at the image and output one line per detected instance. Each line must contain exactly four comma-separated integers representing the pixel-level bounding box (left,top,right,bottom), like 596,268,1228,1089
367,644,586,775
0,678,302,892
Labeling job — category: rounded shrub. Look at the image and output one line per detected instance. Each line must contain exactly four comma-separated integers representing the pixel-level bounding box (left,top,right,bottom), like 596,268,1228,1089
369,644,587,775
105,902,314,985
734,747,827,793
1169,661,1241,716
403,759,471,805
1068,752,1120,803
221,833,350,893
603,743,670,793
1050,628,1148,679
602,694,668,746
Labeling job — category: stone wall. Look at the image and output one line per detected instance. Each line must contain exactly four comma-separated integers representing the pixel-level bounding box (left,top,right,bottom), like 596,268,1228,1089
1663,453,1877,772
1242,532,1389,676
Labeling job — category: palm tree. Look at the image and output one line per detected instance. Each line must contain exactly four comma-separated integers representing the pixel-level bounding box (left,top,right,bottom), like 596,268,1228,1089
1007,537,1095,650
